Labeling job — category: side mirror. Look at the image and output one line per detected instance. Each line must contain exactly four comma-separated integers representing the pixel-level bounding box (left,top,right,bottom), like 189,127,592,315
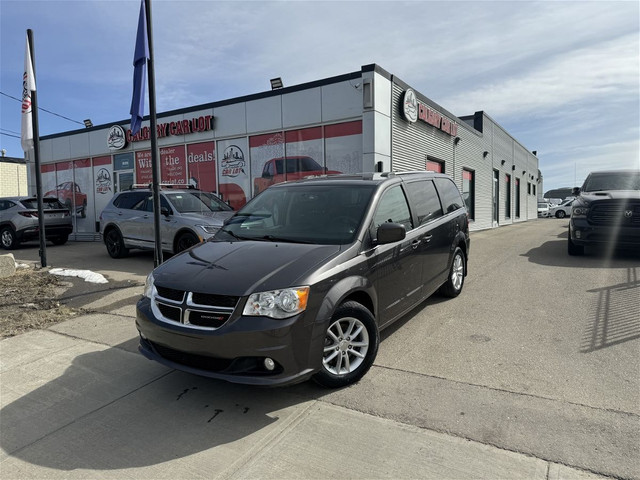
571,187,580,196
161,206,171,217
376,222,406,245
262,171,272,179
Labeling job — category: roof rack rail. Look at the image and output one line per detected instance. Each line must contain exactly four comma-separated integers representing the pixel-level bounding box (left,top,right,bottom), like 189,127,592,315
129,183,197,190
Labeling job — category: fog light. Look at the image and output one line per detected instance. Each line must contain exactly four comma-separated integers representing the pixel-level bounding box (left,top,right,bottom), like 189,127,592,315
264,358,275,371
576,230,581,239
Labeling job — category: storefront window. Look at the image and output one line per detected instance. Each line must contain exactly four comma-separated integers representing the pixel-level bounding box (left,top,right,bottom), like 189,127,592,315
515,178,521,218
426,159,444,173
462,169,474,220
505,174,511,219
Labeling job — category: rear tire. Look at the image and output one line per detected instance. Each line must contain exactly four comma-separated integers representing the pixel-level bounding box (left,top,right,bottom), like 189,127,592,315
312,301,379,389
51,234,69,246
105,228,129,258
439,247,465,298
1,227,17,250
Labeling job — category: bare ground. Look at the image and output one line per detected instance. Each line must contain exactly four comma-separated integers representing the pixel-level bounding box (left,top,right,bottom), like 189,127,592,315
0,267,78,339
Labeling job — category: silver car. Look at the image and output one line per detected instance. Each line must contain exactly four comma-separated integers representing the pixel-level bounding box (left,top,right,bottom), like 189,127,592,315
99,188,235,258
0,196,73,249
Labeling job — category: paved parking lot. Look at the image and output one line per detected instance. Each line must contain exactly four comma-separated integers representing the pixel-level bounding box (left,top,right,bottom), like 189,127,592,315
2,219,639,479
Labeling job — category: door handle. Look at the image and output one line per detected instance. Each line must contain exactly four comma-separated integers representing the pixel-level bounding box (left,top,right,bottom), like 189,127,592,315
411,240,421,249
423,235,433,243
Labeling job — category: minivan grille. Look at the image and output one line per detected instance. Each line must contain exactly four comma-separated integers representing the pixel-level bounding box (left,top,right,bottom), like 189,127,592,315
588,201,640,226
153,285,239,330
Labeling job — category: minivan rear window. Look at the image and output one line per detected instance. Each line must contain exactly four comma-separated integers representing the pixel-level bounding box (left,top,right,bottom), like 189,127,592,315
434,177,465,214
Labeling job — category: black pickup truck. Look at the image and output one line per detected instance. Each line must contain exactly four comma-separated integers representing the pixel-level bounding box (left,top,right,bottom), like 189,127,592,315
568,170,640,255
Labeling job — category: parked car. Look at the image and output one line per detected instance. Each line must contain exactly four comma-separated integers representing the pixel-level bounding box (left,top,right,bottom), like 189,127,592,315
45,182,87,218
549,198,574,218
253,156,341,194
568,170,640,255
537,202,551,218
99,187,235,258
0,196,72,249
136,172,470,388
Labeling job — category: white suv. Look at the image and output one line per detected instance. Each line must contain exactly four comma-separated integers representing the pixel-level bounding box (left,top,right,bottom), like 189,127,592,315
99,187,234,258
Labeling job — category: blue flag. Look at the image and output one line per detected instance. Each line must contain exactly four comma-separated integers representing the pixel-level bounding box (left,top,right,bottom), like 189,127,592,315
130,0,149,136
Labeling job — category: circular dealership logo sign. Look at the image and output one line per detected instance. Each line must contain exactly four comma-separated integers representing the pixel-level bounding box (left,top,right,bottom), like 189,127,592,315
107,125,127,150
402,89,418,123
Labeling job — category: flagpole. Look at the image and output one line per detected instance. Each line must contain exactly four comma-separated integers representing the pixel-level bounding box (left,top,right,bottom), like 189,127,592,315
144,0,162,267
27,29,47,268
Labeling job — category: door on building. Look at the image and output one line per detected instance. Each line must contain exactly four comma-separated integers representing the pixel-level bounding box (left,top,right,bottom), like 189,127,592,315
114,171,134,192
493,170,499,225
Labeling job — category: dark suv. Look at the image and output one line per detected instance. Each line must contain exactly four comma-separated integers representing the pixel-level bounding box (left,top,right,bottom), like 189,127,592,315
568,170,640,255
136,172,470,388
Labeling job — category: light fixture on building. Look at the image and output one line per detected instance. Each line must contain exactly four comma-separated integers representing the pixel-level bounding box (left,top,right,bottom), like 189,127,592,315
270,77,283,90
483,151,489,158
83,119,93,128
523,170,526,175
512,165,516,171
501,160,506,165
454,136,461,145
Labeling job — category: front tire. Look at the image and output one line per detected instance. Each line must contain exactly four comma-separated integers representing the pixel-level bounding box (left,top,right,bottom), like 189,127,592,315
175,231,199,253
312,301,379,389
556,210,566,219
1,227,17,250
567,235,584,256
105,228,129,258
439,247,465,298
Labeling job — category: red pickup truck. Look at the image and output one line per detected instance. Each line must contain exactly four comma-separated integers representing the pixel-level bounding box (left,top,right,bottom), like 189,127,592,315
253,156,340,194
45,181,88,218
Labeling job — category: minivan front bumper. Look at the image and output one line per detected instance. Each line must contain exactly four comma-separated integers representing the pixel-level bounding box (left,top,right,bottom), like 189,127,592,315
136,297,324,386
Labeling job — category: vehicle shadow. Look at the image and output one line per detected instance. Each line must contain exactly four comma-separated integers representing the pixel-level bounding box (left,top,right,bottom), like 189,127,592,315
521,236,640,269
580,271,640,353
0,339,322,472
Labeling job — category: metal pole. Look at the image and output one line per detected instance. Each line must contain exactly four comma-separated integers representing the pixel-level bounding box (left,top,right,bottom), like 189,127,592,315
144,0,163,267
27,29,47,268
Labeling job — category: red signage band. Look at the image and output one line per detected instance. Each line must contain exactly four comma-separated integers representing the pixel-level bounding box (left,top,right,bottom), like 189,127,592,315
417,103,458,137
126,115,213,143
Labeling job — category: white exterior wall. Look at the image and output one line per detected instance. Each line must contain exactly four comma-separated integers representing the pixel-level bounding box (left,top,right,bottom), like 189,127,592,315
35,63,539,239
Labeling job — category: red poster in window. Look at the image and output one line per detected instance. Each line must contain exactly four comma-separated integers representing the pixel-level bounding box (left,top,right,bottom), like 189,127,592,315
135,150,153,185
463,170,473,181
160,145,187,185
187,142,216,192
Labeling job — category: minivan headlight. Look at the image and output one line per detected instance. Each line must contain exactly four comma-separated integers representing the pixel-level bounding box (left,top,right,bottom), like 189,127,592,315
143,272,155,298
197,224,220,235
243,287,310,319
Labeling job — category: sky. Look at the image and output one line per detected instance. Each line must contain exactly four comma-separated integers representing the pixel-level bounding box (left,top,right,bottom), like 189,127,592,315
1,0,638,193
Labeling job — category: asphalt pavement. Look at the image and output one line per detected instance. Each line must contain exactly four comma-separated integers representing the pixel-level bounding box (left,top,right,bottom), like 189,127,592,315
2,220,638,479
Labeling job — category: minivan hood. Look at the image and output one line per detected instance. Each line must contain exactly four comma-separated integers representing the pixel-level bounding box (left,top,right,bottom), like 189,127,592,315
153,240,342,296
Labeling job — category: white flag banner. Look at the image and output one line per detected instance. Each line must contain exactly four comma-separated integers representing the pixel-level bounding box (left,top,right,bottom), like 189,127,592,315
21,34,36,152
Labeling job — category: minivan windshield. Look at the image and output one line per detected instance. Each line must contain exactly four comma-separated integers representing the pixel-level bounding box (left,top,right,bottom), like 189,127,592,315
582,172,640,192
217,184,376,245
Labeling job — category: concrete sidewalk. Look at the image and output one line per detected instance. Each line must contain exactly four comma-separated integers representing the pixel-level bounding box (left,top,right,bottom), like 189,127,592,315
1,308,610,479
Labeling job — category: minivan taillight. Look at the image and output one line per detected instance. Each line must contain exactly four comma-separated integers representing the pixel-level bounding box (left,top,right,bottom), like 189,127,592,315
18,211,38,218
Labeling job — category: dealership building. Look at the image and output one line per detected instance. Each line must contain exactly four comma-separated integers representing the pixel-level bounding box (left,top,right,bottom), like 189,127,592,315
29,63,541,240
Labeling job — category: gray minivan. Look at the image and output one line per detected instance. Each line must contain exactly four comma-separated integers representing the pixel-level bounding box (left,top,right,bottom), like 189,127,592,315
136,172,470,388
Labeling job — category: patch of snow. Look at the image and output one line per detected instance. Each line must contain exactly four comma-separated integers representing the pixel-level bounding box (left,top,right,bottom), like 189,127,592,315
49,268,108,284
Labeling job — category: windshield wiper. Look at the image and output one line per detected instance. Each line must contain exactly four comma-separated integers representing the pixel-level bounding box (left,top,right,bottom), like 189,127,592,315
260,235,314,244
220,228,250,241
